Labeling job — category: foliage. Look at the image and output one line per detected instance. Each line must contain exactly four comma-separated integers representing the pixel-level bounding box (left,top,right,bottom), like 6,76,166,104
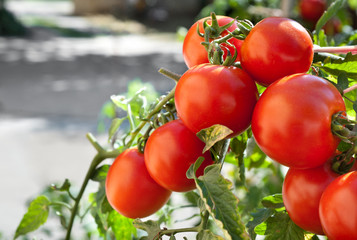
13,1,357,240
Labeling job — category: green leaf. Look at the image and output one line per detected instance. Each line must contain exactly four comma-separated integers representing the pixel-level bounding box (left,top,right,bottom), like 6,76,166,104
196,124,233,153
318,53,357,80
313,30,328,47
337,72,349,90
197,230,225,240
91,165,110,182
108,211,137,240
315,0,347,36
246,208,275,240
15,196,51,239
261,194,284,209
255,211,304,240
189,160,249,240
133,219,162,240
108,117,126,141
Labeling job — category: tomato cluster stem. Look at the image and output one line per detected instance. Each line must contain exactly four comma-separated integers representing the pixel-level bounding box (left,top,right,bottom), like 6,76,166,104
64,72,179,239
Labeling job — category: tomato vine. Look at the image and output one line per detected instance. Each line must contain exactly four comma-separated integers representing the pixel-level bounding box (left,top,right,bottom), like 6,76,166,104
13,1,357,239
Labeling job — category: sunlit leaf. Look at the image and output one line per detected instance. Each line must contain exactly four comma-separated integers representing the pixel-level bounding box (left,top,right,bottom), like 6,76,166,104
108,211,137,240
197,229,225,240
197,124,233,153
133,219,161,240
108,117,126,141
246,208,275,240
15,196,51,239
315,0,347,36
261,194,284,209
188,160,249,240
255,211,304,240
317,52,357,81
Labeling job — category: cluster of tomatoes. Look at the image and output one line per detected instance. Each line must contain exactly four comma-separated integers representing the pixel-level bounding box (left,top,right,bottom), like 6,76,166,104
105,13,357,239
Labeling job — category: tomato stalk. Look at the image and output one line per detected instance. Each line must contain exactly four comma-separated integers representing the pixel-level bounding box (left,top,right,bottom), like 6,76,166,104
65,133,121,240
199,12,253,66
155,210,210,239
331,112,357,174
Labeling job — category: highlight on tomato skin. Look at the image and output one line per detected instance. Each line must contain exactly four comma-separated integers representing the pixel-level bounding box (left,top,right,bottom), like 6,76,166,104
251,73,346,169
105,148,171,219
319,171,357,239
182,15,243,68
240,17,314,86
144,119,214,192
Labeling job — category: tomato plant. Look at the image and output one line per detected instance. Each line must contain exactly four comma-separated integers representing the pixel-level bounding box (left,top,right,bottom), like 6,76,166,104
105,147,171,219
252,73,346,169
240,17,314,86
319,171,357,239
144,119,214,192
299,0,326,23
13,4,357,240
183,15,243,68
175,63,258,138
282,161,339,235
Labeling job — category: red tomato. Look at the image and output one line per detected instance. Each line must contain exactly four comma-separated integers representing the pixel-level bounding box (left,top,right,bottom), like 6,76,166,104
175,63,258,138
240,17,314,86
105,148,171,218
319,171,357,239
283,161,339,235
144,119,214,192
183,16,243,68
251,73,345,169
299,0,326,23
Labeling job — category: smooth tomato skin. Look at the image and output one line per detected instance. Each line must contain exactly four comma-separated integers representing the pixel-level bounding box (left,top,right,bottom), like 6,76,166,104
105,148,171,219
144,119,214,192
183,16,243,68
283,161,339,235
175,63,258,138
319,171,357,239
240,17,314,86
251,73,345,169
299,0,326,23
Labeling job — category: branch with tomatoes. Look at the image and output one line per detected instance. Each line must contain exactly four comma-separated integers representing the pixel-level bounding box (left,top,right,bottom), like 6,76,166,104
14,0,357,239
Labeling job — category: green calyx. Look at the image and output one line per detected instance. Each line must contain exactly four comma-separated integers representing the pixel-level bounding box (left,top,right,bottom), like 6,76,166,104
331,111,357,174
198,12,254,66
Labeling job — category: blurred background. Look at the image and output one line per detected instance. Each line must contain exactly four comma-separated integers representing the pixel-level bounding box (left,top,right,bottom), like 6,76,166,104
0,0,356,239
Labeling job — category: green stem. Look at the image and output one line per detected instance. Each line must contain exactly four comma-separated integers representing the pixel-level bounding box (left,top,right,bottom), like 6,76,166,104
158,68,181,82
159,210,209,239
65,135,120,240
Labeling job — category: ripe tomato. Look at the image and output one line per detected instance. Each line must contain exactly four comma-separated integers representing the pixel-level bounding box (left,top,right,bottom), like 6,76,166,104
144,119,214,192
299,0,326,23
175,63,258,138
319,171,357,239
282,161,339,235
183,16,243,68
251,73,345,169
105,148,171,219
240,17,314,86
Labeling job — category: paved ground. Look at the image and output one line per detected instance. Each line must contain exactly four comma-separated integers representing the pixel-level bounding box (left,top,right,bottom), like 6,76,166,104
0,1,188,238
